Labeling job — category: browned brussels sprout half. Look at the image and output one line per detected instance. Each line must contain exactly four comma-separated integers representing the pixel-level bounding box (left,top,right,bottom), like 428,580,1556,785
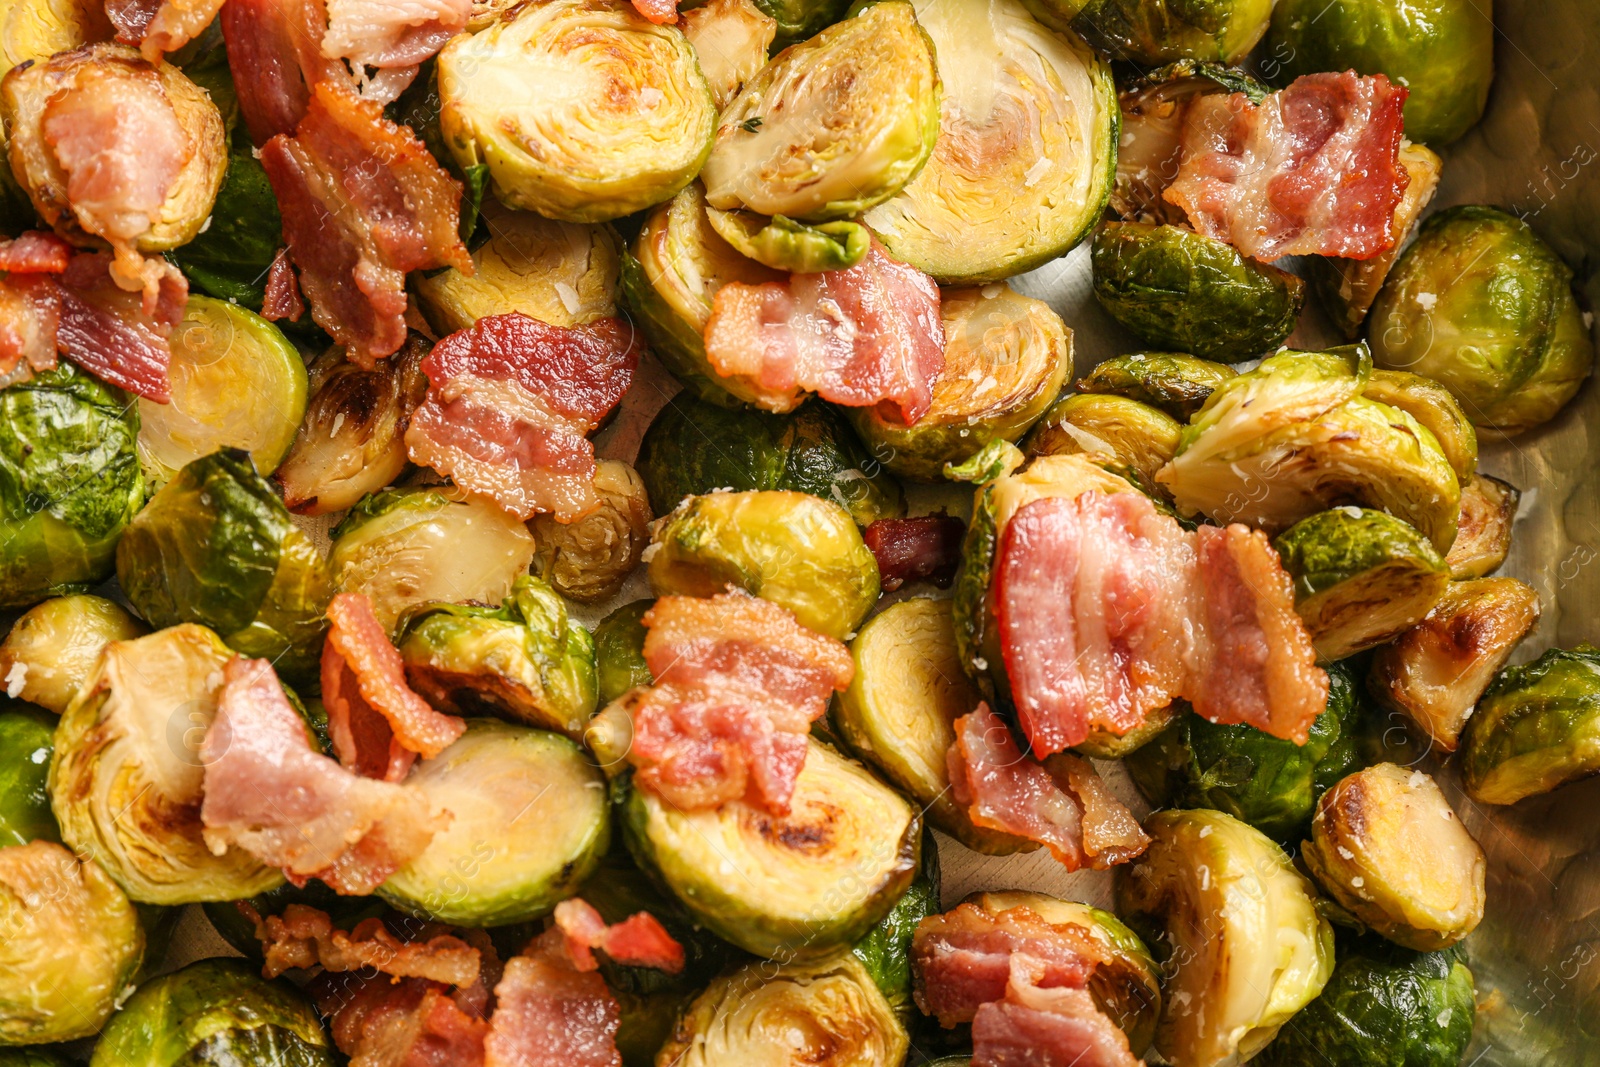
1460,645,1600,806
1029,0,1274,65
1024,394,1181,488
1075,352,1236,422
0,594,145,714
1446,473,1519,579
529,460,651,606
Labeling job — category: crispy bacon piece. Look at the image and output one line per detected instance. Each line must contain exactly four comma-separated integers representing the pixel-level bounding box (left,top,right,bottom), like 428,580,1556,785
629,0,678,22
200,657,448,895
1164,72,1411,262
323,592,466,782
323,0,471,70
0,230,72,274
404,313,638,522
222,0,345,144
552,899,686,975
263,247,306,322
0,276,61,388
55,251,182,401
260,81,469,363
625,592,854,814
703,237,945,424
253,903,481,985
484,932,621,1067
865,514,966,592
972,957,1140,1067
108,0,229,59
316,973,491,1067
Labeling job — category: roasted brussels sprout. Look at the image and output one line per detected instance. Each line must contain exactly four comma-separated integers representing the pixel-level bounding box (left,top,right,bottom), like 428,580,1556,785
851,852,937,1023
1,363,142,610
1370,206,1595,438
681,0,777,107
621,738,920,960
398,575,598,738
593,599,652,706
705,207,869,273
51,624,284,903
1075,352,1236,422
1304,763,1486,951
648,490,881,640
1369,577,1540,752
529,460,651,605
1446,473,1519,579
169,145,282,312
377,720,609,926
0,0,106,81
1359,369,1478,483
412,204,623,335
748,0,846,45
637,395,903,526
1256,934,1475,1067
437,0,715,222
851,284,1073,480
1023,393,1182,487
1091,222,1305,362
702,0,939,222
0,840,143,1045
1273,507,1450,662
0,706,55,846
0,594,144,714
115,449,333,680
137,297,307,485
1115,809,1334,1067
1459,645,1600,805
90,957,335,1067
861,0,1118,284
1267,0,1493,145
329,487,536,635
1032,0,1273,65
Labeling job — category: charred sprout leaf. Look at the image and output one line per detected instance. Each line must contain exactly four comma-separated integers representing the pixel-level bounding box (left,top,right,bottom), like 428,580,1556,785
1024,393,1182,488
705,207,869,272
529,460,651,605
1032,0,1274,65
1359,369,1477,483
1075,352,1236,422
593,599,652,706
1446,473,1519,579
1460,645,1600,806
0,594,145,714
0,706,57,846
169,145,282,310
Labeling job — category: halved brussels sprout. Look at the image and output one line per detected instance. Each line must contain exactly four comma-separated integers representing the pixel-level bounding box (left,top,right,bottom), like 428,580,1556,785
0,0,106,81
1273,507,1449,662
966,891,1162,1055
701,0,939,222
529,460,651,605
1266,0,1493,145
1370,205,1595,438
851,284,1073,480
1446,473,1519,579
275,334,430,517
861,0,1117,284
377,719,609,926
1,363,142,610
0,840,143,1045
0,706,55,846
658,951,908,1067
1368,577,1540,752
411,204,623,336
115,449,333,680
1459,645,1600,805
637,395,903,526
0,594,144,714
1256,934,1475,1067
681,0,777,107
621,737,920,960
1075,352,1236,422
398,575,598,738
1091,222,1305,363
1360,369,1477,483
136,296,307,485
1031,0,1274,65
90,957,335,1067
704,207,869,273
51,624,284,904
648,490,881,640
1304,763,1486,951
832,597,1032,854
1023,393,1181,487
594,599,652,706
437,0,716,223
1115,809,1334,1067
329,487,536,635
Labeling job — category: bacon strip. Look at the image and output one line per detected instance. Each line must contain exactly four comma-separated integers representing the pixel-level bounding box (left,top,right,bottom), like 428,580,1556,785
0,276,62,389
222,0,345,145
316,973,491,1067
252,903,481,985
972,957,1140,1067
0,231,73,274
1164,71,1410,261
484,931,622,1067
55,252,182,401
629,0,678,23
322,0,471,69
108,0,229,59
703,237,946,424
552,898,686,975
262,247,306,322
864,514,965,592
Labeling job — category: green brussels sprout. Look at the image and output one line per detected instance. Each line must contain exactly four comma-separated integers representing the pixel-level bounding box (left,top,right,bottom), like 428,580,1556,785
1304,763,1486,951
748,0,846,45
637,396,903,526
329,487,536,635
593,600,653,706
851,848,938,1023
115,449,333,681
850,284,1074,480
1030,0,1273,65
397,575,598,738
705,207,870,273
1359,369,1477,483
51,624,284,904
1273,507,1450,662
200,880,386,965
1075,352,1236,422
0,594,145,714
681,0,777,107
0,706,56,846
1266,0,1493,145
437,0,715,223
702,1,939,222
1370,205,1595,438
136,297,307,486
90,957,335,1067
378,719,609,926
1368,576,1540,752
1256,934,1475,1067
1445,473,1519,579
1115,809,1334,1067
0,0,105,82
1459,645,1600,805
621,738,920,960
0,840,143,1045
861,0,1117,284
529,460,652,606
1023,393,1182,487
1091,222,1305,362
648,490,881,640
0,363,142,610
